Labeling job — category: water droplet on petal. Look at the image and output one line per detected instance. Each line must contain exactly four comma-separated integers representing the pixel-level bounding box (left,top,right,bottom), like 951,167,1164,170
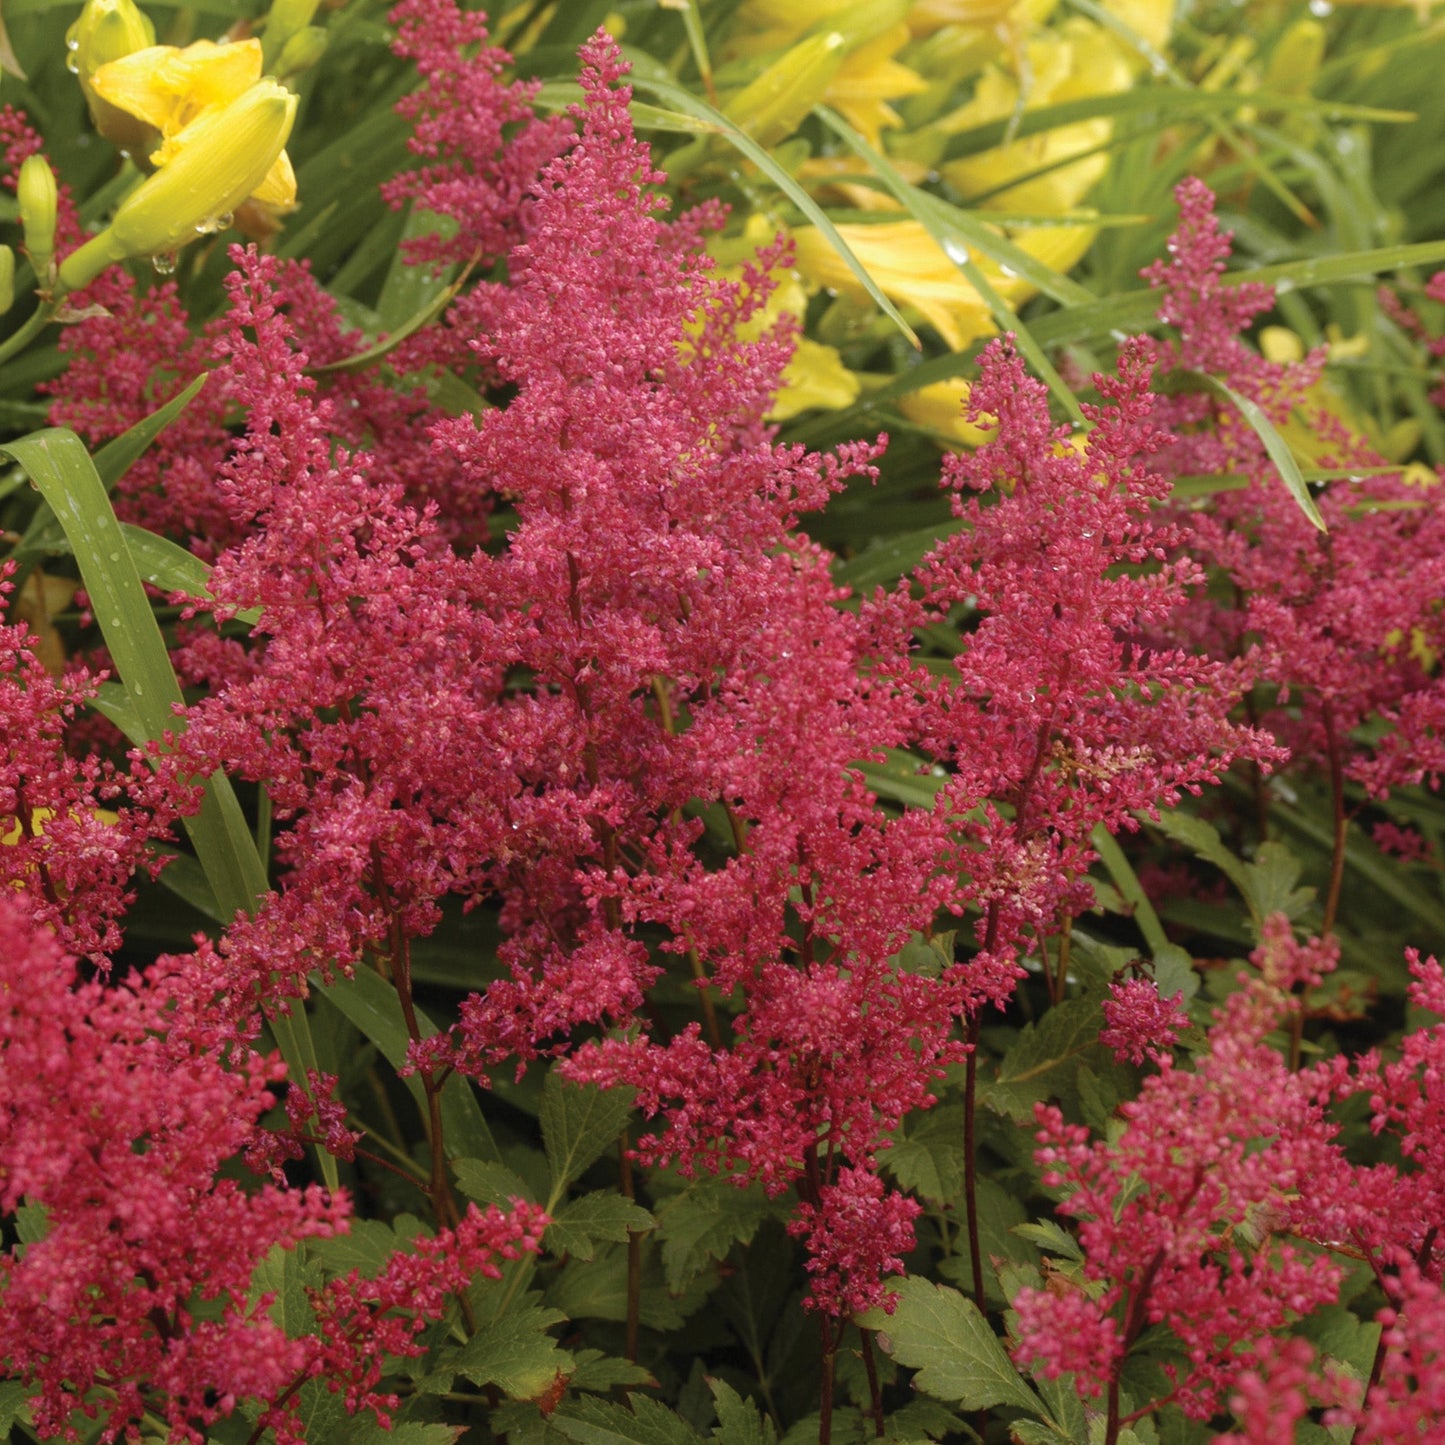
66,53,80,73
151,252,178,276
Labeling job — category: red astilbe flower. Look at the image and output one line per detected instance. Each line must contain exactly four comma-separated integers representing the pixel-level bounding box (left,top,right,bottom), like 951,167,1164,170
392,31,962,1315
0,568,152,960
1012,928,1350,1420
1144,179,1445,804
0,900,345,1444
1099,976,1187,1066
897,336,1273,996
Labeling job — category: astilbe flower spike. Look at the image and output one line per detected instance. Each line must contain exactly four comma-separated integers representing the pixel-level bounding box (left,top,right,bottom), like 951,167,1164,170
1012,924,1353,1424
896,335,1275,994
1145,179,1445,808
0,899,345,1443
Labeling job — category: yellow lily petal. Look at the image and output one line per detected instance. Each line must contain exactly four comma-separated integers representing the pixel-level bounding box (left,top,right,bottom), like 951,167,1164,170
91,38,264,137
792,220,1093,351
899,378,994,448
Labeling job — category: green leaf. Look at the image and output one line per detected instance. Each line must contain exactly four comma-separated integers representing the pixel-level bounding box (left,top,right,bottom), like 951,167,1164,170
323,968,499,1163
446,1302,572,1400
1175,370,1325,531
345,1425,465,1445
455,1158,537,1207
627,74,919,347
983,994,1109,1123
545,1191,655,1262
1089,824,1170,958
553,1396,706,1445
881,1106,964,1206
870,1277,1046,1415
309,1216,428,1278
1012,1219,1084,1263
0,1381,31,1435
812,104,1084,422
0,427,339,1190
539,1069,636,1200
709,1379,778,1445
655,1176,778,1294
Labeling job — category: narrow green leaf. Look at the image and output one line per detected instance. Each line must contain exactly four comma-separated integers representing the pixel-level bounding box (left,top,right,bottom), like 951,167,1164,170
323,968,500,1164
1178,370,1325,531
92,373,210,490
1090,823,1170,956
868,1276,1047,1415
0,430,269,920
539,1069,636,1200
812,104,1083,421
628,74,919,347
813,105,1096,308
0,427,342,1185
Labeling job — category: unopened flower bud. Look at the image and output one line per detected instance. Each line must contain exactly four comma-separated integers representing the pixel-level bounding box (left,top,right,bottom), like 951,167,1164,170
274,25,327,80
0,245,15,314
262,0,320,66
66,0,159,157
723,31,846,146
58,81,297,293
18,155,58,281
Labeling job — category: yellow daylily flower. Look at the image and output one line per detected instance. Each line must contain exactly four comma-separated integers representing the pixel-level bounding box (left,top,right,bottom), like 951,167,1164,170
729,0,925,143
89,37,295,206
940,22,1130,213
791,219,1092,351
59,80,297,290
898,378,994,447
827,22,929,143
704,218,861,419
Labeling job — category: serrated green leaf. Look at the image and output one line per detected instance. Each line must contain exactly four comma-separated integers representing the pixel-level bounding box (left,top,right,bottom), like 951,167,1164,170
455,1158,537,1207
309,1217,418,1278
881,1106,964,1206
344,1424,464,1445
709,1379,777,1445
447,1302,571,1400
545,1191,654,1261
1012,1219,1083,1262
655,1176,778,1293
539,1070,636,1199
872,1277,1045,1415
568,1349,656,1393
553,1396,706,1445
983,994,1109,1123
0,1380,31,1434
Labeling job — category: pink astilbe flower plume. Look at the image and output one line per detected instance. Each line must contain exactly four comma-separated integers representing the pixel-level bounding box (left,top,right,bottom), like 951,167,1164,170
1013,941,1351,1420
1145,180,1445,806
898,336,1274,995
0,900,345,1443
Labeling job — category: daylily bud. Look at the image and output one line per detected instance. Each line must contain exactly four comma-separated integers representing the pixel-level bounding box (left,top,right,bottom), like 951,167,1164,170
18,155,58,282
274,25,328,80
263,0,321,67
66,0,159,157
58,81,297,292
723,31,846,146
0,245,15,315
